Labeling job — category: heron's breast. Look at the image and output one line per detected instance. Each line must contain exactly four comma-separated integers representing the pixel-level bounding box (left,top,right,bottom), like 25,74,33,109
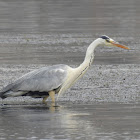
58,68,77,95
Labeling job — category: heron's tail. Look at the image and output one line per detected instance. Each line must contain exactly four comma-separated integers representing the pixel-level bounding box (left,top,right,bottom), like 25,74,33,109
0,90,26,99
0,83,15,99
0,90,7,99
0,88,12,99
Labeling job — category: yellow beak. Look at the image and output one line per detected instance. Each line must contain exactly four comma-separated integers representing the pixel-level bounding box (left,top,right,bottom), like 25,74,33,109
110,41,130,50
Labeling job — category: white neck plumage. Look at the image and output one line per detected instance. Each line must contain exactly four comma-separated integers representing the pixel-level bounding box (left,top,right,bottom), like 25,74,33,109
78,38,101,70
57,38,102,98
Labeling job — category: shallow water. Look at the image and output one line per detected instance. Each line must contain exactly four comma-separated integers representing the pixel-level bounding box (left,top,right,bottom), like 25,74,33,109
0,103,140,140
0,0,140,140
0,0,139,65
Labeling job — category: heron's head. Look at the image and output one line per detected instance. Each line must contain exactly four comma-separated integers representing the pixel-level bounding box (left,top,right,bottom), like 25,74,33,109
99,35,130,50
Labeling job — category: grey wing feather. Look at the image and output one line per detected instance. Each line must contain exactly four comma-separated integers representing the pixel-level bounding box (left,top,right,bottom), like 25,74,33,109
0,64,68,94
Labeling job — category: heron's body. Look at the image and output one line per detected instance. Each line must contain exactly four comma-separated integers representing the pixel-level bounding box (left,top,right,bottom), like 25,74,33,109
0,35,129,104
0,65,69,97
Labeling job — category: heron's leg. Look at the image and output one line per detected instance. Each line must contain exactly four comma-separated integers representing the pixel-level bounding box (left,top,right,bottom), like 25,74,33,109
49,91,55,103
42,95,49,104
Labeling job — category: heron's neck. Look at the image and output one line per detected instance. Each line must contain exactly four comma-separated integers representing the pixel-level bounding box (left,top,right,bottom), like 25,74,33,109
78,38,101,70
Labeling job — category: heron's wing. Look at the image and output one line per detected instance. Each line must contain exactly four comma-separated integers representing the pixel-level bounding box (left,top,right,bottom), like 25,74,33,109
0,64,68,94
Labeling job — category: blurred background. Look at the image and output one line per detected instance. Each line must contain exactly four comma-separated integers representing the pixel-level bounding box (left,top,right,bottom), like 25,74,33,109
0,0,139,65
0,2,140,140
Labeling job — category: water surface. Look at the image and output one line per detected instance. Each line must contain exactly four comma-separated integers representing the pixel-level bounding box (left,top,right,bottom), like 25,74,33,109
0,0,139,65
0,1,140,140
0,103,140,140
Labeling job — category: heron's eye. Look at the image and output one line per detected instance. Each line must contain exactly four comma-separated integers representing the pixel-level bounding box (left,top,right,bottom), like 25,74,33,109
106,39,110,43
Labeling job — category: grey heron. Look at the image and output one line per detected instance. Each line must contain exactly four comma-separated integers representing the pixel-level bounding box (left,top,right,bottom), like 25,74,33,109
0,35,129,104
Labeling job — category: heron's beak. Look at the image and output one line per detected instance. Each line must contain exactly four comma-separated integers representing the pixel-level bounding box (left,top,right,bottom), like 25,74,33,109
110,41,130,50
